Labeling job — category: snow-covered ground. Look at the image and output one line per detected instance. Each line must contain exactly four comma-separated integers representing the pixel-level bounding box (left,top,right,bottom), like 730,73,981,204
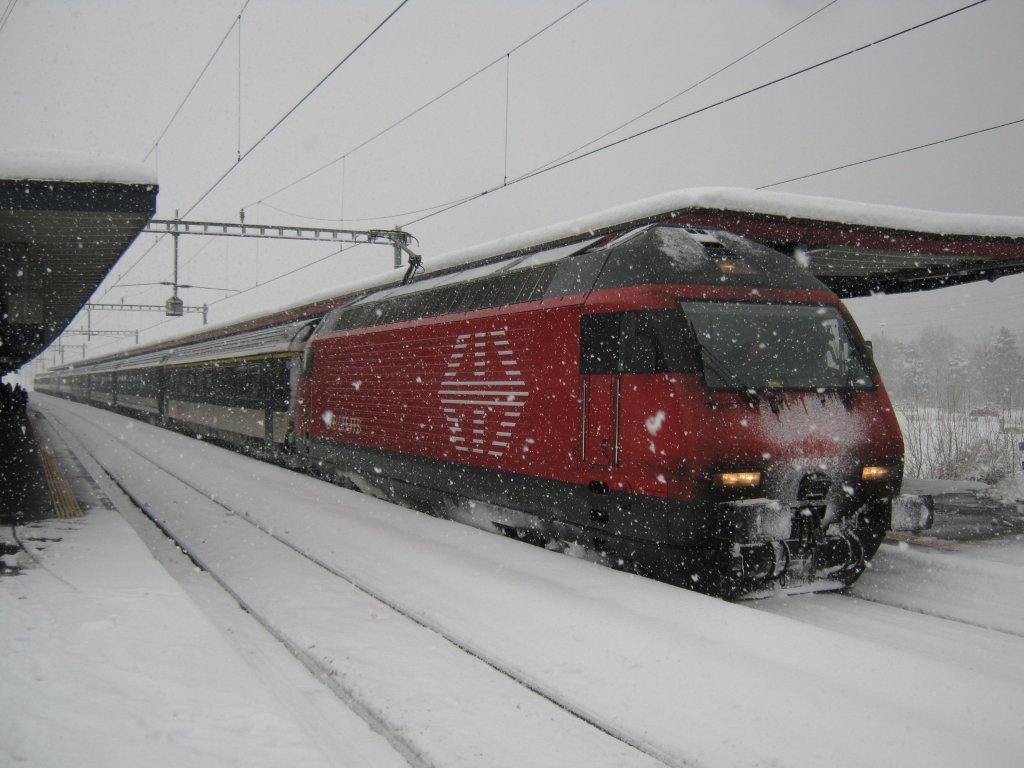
4,394,1024,767
0,507,403,768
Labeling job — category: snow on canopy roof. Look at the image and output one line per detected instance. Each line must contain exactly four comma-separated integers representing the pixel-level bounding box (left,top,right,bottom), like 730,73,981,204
268,186,1024,310
0,150,156,185
433,187,1024,272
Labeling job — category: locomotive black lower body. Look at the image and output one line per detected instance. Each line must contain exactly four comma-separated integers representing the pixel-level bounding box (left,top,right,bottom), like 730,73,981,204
297,434,898,598
37,387,910,598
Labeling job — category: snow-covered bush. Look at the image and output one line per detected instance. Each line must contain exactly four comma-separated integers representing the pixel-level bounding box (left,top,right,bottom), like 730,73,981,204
898,405,1019,482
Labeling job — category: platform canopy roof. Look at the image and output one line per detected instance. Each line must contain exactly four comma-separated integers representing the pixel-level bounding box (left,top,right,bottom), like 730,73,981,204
666,191,1024,297
0,152,157,374
424,187,1024,299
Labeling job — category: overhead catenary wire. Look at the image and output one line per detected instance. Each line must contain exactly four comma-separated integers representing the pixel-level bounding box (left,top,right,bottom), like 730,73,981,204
113,0,252,304
81,242,367,353
102,0,590,308
85,0,1000,352
105,0,412,297
503,52,511,186
757,117,1024,189
97,237,166,302
182,0,412,220
83,103,1023,356
284,0,986,229
142,0,252,164
115,282,239,292
0,0,19,37
98,208,220,303
530,0,841,177
103,94,1020,347
237,8,243,161
257,191,484,224
306,0,841,226
244,0,593,211
399,0,991,229
127,113,1024,347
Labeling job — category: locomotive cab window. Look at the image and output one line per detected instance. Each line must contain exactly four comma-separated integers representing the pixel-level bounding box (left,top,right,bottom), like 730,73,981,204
679,300,875,392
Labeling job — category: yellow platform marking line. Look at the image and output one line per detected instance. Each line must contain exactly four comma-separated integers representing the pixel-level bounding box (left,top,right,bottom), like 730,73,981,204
40,451,83,519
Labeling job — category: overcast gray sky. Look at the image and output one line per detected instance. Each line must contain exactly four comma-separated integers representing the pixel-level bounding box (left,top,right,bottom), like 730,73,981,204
2,0,1022,362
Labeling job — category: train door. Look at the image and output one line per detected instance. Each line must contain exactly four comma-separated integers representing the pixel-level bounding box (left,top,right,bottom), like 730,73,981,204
261,360,276,445
156,366,167,424
582,374,618,467
294,341,316,440
580,313,632,468
289,322,318,445
580,309,689,471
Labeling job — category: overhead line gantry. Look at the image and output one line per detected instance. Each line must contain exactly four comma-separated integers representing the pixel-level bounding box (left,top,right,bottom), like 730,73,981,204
123,217,421,320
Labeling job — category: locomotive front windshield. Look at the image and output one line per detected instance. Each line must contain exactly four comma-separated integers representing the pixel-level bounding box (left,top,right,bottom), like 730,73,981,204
678,301,874,391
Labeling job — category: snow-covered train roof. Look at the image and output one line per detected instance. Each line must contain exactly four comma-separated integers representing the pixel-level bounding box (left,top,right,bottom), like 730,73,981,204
48,319,316,375
162,318,314,367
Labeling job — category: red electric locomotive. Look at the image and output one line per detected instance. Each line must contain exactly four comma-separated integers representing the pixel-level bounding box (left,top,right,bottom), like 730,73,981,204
293,203,935,596
48,189,1024,596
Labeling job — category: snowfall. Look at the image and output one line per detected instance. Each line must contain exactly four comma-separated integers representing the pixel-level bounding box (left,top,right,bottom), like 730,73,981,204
3,393,1024,768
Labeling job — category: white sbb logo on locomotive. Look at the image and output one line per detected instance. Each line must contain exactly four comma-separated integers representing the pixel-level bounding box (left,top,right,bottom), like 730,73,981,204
438,329,528,458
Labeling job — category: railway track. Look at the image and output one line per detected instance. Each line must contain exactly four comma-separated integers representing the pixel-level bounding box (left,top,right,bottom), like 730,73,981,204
39,398,679,768
35,394,1024,768
749,548,1024,688
746,545,1024,641
845,587,1024,639
851,536,1024,638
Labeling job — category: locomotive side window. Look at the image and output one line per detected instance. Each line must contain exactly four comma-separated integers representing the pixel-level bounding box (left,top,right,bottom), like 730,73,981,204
581,311,698,375
581,314,622,374
628,311,700,373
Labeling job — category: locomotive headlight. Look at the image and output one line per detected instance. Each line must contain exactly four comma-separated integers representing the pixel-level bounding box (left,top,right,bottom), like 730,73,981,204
714,471,762,488
860,465,891,481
